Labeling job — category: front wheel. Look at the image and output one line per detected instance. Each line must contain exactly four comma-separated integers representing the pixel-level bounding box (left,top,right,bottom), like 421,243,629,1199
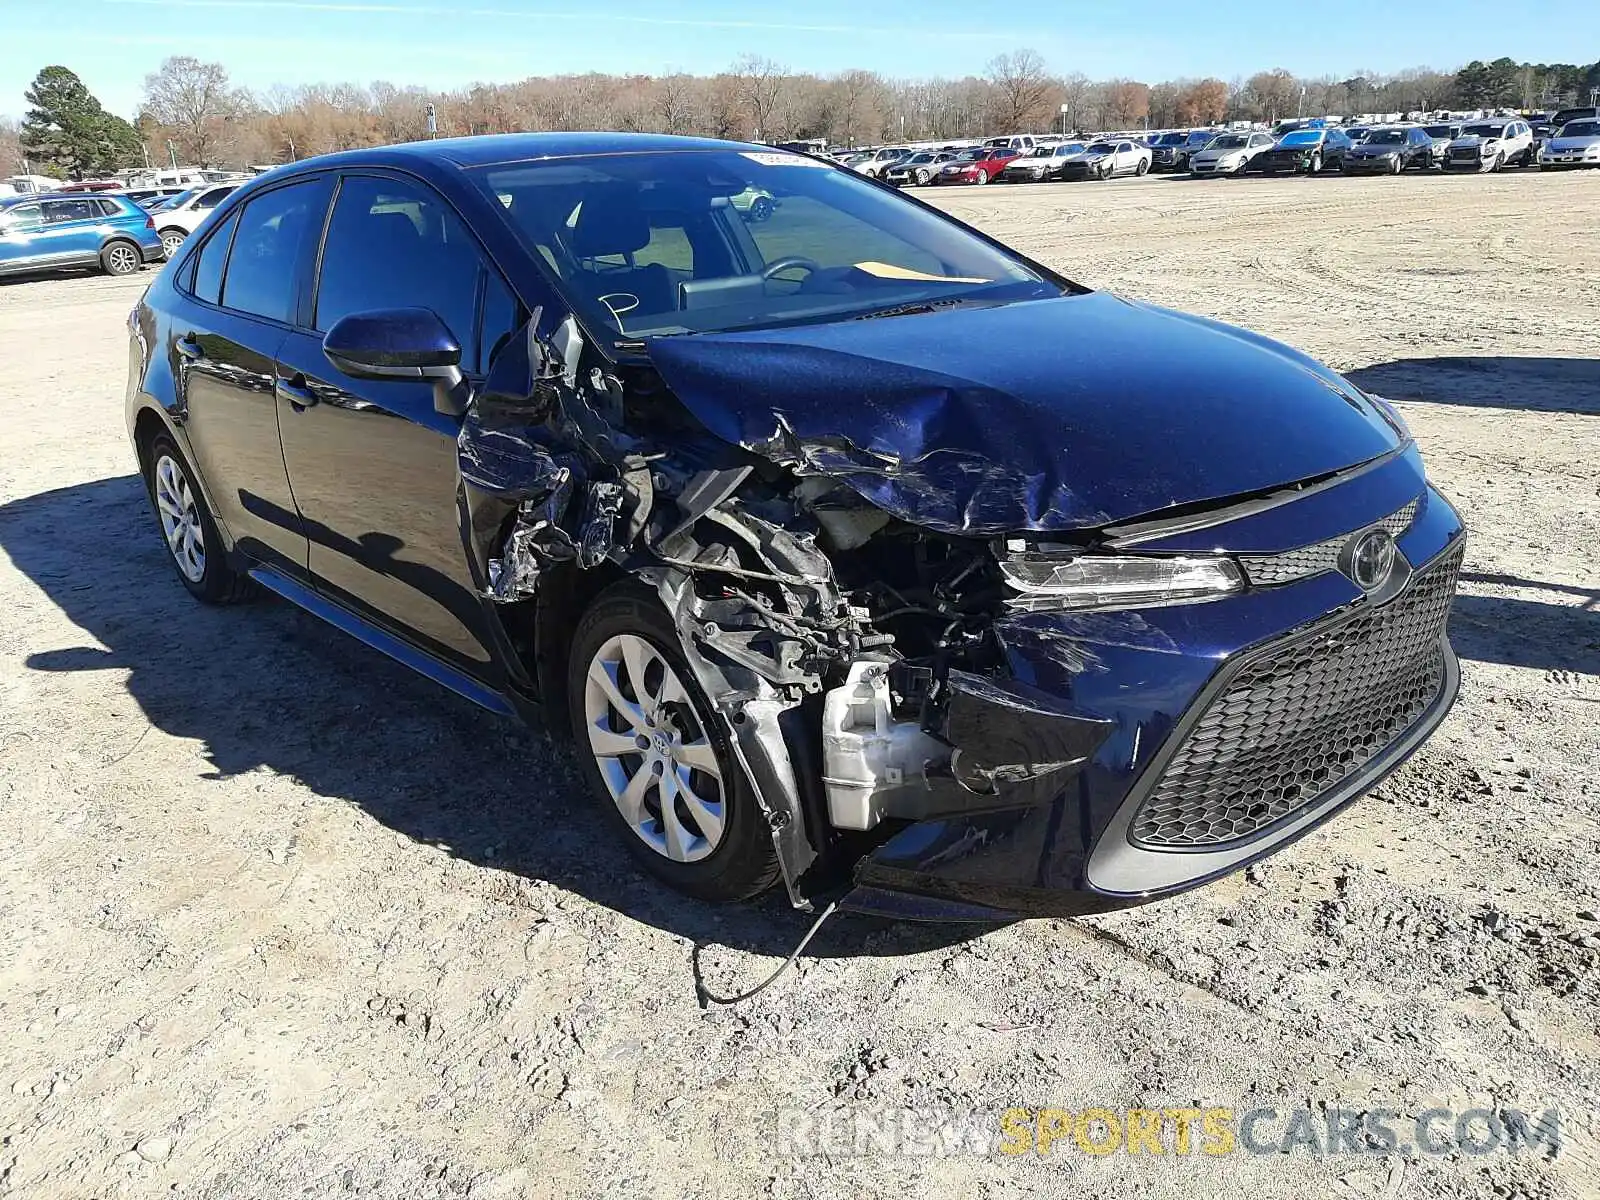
568,584,781,903
1390,155,1403,175
100,240,142,276
145,435,255,603
1489,153,1504,173
915,168,931,185
973,170,988,184
159,228,187,259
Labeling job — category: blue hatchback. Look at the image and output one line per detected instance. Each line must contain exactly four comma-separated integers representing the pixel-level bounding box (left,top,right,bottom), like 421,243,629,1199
0,192,164,279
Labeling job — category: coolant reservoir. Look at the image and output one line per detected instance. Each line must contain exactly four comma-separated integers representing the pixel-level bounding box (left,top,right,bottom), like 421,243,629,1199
821,661,950,830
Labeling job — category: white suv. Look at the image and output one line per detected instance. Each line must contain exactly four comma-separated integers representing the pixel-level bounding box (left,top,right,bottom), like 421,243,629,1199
1443,119,1534,172
149,183,239,258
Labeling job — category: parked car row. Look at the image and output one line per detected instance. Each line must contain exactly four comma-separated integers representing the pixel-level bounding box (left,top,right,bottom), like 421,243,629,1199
849,112,1599,191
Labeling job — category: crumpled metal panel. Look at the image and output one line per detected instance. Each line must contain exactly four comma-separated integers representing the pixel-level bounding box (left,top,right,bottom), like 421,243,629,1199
646,292,1402,536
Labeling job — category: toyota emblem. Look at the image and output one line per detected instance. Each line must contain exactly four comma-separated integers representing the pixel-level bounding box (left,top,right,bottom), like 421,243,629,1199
1347,529,1398,591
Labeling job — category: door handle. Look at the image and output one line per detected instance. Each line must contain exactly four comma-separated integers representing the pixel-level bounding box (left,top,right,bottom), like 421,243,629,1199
275,374,318,410
175,334,203,360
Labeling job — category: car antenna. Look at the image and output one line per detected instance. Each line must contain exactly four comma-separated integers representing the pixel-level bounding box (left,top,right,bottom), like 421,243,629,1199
694,899,841,1008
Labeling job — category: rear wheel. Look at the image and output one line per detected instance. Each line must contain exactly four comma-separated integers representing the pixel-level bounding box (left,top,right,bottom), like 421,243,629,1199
1135,158,1149,176
100,240,141,276
568,584,780,903
144,434,255,604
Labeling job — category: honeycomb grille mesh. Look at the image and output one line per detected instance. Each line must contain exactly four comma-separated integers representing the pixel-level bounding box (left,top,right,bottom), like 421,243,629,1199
1130,544,1461,849
1240,500,1419,587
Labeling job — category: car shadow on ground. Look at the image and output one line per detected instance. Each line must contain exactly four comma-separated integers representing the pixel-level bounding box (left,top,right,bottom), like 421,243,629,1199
6,478,1593,958
0,474,986,961
1345,356,1600,416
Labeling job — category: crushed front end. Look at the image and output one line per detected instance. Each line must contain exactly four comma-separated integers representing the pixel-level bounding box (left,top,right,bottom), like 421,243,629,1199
461,306,1465,922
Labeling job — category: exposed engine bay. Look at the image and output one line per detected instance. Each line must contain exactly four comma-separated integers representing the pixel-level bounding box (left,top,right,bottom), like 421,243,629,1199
459,316,1112,908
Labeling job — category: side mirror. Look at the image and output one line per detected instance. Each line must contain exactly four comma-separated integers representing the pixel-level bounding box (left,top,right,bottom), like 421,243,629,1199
322,307,469,417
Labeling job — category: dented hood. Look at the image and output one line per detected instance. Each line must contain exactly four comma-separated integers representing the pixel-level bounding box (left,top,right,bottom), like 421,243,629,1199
646,293,1402,535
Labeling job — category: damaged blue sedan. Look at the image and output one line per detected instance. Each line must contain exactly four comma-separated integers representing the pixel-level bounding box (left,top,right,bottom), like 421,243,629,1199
125,133,1464,921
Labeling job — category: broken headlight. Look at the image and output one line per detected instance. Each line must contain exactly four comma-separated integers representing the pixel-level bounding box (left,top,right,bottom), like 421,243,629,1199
998,553,1243,613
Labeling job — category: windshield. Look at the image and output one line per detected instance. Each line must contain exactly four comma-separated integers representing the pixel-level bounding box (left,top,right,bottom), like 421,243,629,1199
1279,131,1322,147
1462,125,1505,138
903,154,935,165
1209,135,1248,150
476,150,1061,349
1084,142,1115,155
1055,143,1086,156
153,187,201,211
1366,130,1408,145
1559,119,1600,137
1155,133,1187,146
1423,125,1456,138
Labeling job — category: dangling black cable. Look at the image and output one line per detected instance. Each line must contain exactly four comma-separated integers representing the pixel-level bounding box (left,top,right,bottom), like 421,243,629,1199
694,900,841,1007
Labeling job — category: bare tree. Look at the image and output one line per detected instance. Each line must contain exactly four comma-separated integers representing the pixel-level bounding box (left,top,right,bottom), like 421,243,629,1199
986,49,1054,130
142,56,244,166
0,116,27,174
653,73,699,134
730,55,789,141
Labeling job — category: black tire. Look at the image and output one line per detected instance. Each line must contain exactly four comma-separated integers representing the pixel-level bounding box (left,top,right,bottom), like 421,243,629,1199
1135,158,1149,176
567,582,781,904
749,197,773,222
915,168,931,185
100,240,142,276
144,434,256,604
1390,154,1403,175
159,228,188,259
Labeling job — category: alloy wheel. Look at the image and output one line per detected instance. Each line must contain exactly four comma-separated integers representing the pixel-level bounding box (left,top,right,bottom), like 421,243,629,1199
105,243,139,274
161,230,186,258
153,453,205,583
583,633,725,863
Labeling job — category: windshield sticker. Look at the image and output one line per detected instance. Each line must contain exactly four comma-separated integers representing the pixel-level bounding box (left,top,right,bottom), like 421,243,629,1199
740,151,831,168
852,261,992,284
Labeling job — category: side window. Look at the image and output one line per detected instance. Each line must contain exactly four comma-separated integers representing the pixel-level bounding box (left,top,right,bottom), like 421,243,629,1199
1118,142,1133,154
0,203,43,230
191,210,239,305
632,219,695,275
220,178,324,324
95,198,122,217
479,270,520,370
314,174,502,373
43,199,97,223
197,186,233,210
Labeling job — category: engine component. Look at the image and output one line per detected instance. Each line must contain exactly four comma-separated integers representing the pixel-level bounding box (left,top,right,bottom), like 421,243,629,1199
821,660,952,830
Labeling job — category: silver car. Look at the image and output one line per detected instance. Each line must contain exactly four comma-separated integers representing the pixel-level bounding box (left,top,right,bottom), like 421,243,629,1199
1539,118,1600,169
1188,131,1276,177
999,142,1088,182
1421,123,1463,167
882,151,956,187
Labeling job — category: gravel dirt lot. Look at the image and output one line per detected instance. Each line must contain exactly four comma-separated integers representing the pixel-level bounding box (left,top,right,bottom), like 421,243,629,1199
1,171,1597,1200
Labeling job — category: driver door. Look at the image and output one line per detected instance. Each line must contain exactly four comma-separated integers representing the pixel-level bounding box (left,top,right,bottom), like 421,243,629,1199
272,171,525,674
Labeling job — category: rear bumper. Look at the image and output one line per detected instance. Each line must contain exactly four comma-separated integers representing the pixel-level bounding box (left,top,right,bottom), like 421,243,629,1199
840,476,1465,921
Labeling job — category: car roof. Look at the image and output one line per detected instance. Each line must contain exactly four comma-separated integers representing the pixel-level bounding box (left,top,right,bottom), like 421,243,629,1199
1,190,129,206
278,131,768,175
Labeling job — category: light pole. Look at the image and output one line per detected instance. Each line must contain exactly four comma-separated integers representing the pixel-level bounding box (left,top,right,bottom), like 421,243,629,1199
1297,86,1306,119
1060,102,1069,136
166,139,178,168
426,102,437,139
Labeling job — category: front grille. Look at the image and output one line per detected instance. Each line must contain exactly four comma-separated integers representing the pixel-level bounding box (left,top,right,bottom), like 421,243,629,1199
1240,499,1418,587
1130,544,1462,849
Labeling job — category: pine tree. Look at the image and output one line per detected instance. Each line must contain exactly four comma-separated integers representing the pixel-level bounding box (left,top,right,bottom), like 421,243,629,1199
19,65,142,179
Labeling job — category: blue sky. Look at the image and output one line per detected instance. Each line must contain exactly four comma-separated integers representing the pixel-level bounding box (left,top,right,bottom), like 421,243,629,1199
0,0,1587,119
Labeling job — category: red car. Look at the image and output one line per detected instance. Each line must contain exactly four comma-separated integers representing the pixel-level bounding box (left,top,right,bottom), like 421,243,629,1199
933,147,1022,185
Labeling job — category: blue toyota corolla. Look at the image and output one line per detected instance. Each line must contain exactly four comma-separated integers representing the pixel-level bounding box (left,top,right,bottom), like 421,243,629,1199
124,134,1464,920
0,192,164,278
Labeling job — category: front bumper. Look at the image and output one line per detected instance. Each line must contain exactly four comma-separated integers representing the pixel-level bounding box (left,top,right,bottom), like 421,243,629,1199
841,465,1465,921
1343,155,1398,173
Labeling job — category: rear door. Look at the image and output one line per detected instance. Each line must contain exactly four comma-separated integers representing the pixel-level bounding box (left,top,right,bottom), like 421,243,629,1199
272,170,525,673
169,175,330,573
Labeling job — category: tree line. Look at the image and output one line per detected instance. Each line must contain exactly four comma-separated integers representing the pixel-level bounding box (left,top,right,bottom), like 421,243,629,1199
5,52,1598,177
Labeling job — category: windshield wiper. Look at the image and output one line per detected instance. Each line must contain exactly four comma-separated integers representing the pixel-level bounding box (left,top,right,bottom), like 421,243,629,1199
852,296,1003,322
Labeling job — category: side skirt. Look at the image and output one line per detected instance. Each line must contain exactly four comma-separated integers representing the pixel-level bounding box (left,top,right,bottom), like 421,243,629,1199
247,565,518,718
